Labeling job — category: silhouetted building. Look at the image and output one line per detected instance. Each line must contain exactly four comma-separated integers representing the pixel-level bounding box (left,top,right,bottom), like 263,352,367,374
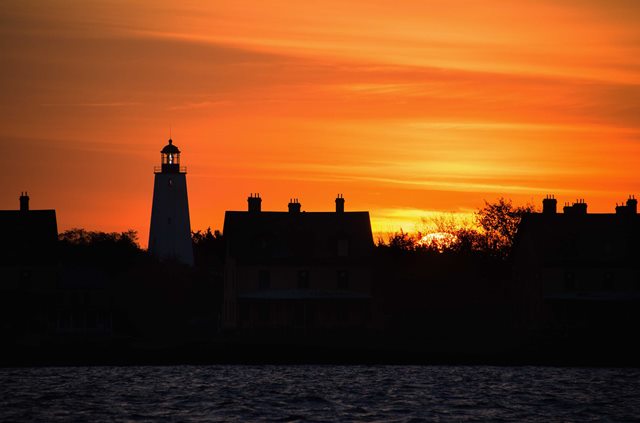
513,195,640,333
148,138,194,266
0,193,58,269
0,193,58,336
222,195,374,333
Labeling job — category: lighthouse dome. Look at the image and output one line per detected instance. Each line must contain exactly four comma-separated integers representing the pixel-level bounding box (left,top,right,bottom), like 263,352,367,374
161,138,180,154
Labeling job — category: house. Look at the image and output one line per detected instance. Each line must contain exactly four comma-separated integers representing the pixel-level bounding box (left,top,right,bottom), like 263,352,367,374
512,195,640,334
0,193,58,336
222,195,374,333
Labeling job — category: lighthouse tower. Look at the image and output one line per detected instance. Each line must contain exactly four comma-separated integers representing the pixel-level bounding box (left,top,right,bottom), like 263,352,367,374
148,138,194,266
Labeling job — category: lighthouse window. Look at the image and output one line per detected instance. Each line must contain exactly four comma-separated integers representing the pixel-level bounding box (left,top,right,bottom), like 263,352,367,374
167,217,172,224
168,178,173,187
168,154,174,164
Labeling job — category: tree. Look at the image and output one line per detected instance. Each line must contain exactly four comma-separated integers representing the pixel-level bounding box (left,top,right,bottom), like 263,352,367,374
378,229,419,251
191,227,225,267
475,197,536,259
59,228,139,247
58,228,146,270
376,198,535,258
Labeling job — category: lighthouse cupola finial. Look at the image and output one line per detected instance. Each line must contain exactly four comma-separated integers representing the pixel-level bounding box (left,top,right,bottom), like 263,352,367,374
159,137,182,173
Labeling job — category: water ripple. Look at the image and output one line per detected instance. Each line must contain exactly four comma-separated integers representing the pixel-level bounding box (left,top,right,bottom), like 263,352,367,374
1,365,639,422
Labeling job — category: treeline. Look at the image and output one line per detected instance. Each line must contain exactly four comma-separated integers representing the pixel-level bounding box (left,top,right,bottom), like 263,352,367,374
57,227,226,269
57,197,534,264
377,198,536,260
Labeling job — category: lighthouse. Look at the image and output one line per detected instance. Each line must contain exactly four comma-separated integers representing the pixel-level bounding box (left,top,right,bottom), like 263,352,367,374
148,138,194,266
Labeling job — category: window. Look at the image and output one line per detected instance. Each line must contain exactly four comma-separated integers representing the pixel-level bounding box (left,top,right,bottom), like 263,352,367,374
294,305,305,328
87,311,97,329
337,270,349,290
603,272,614,291
337,304,348,323
298,270,309,289
337,239,349,257
564,271,575,291
257,304,270,324
258,270,270,290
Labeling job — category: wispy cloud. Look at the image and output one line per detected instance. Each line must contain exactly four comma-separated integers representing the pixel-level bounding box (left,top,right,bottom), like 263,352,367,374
2,0,640,245
40,102,142,107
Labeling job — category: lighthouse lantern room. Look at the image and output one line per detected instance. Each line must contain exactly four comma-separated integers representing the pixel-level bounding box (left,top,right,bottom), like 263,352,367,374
160,139,181,172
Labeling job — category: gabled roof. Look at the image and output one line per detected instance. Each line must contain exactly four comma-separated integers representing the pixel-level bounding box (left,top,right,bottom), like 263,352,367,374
223,211,374,265
514,213,640,267
0,209,58,265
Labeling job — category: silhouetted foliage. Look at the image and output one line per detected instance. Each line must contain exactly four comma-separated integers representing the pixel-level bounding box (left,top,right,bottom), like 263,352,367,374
58,228,148,272
476,197,536,259
59,228,139,247
377,198,535,260
380,229,418,251
192,227,225,268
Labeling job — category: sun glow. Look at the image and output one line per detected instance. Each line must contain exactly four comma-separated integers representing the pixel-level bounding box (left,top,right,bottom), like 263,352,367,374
417,232,458,252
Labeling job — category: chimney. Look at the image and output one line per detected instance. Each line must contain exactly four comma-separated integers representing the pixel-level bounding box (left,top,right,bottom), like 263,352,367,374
617,195,638,216
20,192,29,212
563,199,587,215
627,195,637,214
247,193,262,213
335,194,345,213
572,199,587,215
288,198,301,213
542,195,557,215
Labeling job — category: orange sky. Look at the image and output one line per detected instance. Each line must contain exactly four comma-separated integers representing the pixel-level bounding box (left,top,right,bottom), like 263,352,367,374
2,0,640,246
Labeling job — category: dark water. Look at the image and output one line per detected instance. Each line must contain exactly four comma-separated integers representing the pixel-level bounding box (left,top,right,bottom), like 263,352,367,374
1,365,639,422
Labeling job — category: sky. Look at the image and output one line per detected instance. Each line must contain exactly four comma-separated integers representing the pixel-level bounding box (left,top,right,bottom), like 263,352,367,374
2,0,640,246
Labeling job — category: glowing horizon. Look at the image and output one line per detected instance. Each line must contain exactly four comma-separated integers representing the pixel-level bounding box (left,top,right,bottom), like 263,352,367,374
2,0,639,247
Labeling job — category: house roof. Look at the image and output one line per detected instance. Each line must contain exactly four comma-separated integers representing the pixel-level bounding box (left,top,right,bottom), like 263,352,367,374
223,211,374,264
514,213,640,267
0,209,58,265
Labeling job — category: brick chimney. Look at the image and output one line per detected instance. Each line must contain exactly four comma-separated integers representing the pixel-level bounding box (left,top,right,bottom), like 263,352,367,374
542,195,557,215
616,195,638,216
247,193,262,213
335,194,345,213
627,195,637,214
288,198,301,213
565,199,587,215
19,192,29,212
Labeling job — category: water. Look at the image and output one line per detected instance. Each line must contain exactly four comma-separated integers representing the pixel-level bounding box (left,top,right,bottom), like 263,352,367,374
1,365,639,422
